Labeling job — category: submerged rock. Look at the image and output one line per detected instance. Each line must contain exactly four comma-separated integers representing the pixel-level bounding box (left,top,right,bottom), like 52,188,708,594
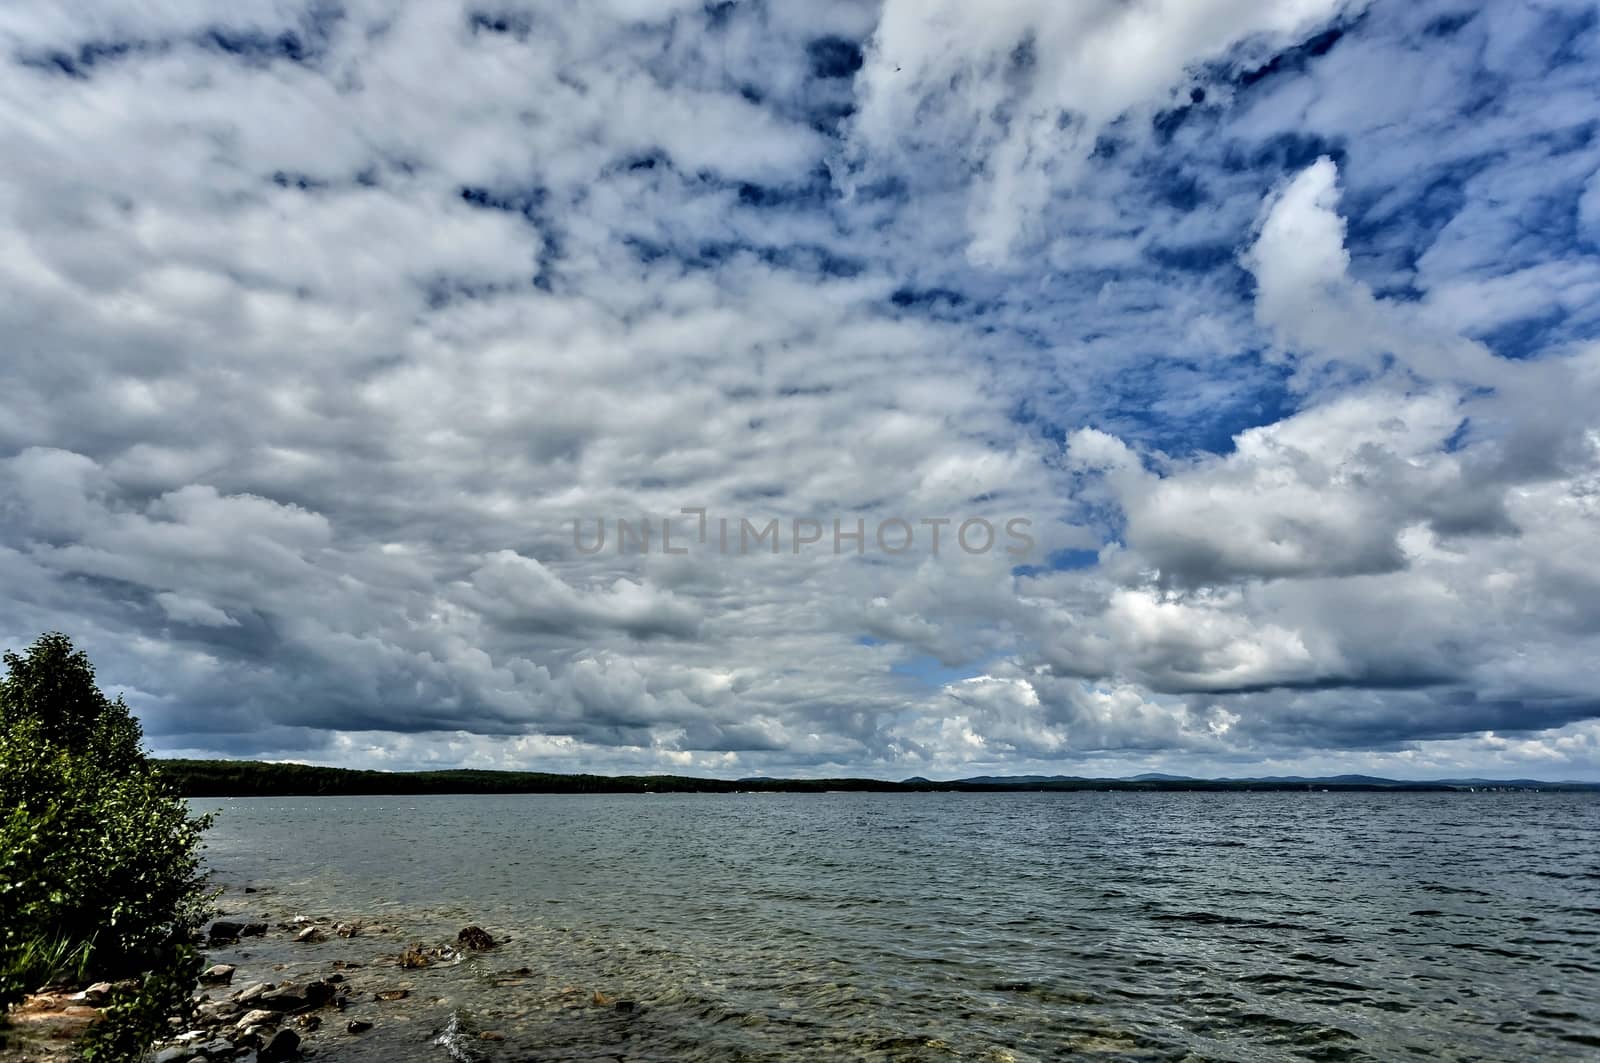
347,1018,373,1034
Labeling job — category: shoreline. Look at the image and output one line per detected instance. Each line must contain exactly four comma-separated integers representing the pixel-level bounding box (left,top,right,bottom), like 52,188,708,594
161,758,1600,797
3,884,564,1063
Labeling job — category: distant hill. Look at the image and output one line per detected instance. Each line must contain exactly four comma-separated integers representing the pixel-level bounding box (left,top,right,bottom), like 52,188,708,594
155,759,1600,796
955,774,1087,786
953,773,1599,792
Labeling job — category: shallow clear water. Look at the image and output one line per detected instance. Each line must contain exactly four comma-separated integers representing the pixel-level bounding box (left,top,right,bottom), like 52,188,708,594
195,792,1600,1061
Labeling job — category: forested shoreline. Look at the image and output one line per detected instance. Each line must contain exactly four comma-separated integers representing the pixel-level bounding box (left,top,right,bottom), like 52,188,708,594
158,759,1596,796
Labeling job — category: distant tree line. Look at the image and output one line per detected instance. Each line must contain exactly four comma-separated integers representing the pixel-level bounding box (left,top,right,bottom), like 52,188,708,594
149,760,1527,797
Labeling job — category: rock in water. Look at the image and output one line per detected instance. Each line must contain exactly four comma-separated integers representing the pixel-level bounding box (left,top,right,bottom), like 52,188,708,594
457,925,497,951
256,985,309,1011
237,1009,279,1029
199,964,235,985
294,925,325,943
197,1000,240,1023
208,921,244,941
260,1027,302,1061
304,979,337,1008
347,1019,373,1034
234,982,271,1004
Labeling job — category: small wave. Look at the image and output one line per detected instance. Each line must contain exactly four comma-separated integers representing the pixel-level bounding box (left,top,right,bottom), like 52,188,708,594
434,1012,483,1063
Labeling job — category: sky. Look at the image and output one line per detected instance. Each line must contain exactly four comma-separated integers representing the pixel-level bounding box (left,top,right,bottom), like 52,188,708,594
3,0,1600,781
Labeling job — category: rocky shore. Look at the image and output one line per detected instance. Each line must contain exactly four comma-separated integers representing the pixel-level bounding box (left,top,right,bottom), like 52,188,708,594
2,897,636,1062
3,909,521,1063
162,914,518,1062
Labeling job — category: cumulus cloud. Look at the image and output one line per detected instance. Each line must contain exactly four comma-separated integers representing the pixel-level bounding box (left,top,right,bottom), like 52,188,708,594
2,0,1599,779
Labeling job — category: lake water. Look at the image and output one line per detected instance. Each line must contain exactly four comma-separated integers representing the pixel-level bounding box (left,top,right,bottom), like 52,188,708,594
195,792,1600,1061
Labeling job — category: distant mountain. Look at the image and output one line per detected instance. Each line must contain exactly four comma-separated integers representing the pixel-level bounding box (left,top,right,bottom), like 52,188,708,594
947,772,1600,791
1220,774,1397,785
955,774,1087,785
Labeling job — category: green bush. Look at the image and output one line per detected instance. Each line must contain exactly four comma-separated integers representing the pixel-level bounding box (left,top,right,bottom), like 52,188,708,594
0,633,213,1057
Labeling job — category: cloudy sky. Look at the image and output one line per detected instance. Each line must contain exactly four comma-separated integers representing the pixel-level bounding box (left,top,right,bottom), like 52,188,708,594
3,0,1599,780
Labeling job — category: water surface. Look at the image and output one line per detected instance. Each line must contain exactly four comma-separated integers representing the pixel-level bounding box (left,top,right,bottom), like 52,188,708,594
197,791,1600,1061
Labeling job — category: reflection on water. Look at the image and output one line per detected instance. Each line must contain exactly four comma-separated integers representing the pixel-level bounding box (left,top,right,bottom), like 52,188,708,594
196,792,1600,1061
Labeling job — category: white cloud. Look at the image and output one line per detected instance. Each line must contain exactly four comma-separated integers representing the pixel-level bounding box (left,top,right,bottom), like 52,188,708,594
849,0,1361,265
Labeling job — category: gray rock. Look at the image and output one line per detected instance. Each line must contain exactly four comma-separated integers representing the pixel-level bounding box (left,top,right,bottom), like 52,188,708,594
236,1009,278,1029
208,921,244,940
70,981,113,1005
240,922,269,937
198,1001,241,1024
346,1019,372,1034
255,985,308,1011
200,964,236,985
152,1047,192,1063
234,982,271,1004
293,926,324,943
